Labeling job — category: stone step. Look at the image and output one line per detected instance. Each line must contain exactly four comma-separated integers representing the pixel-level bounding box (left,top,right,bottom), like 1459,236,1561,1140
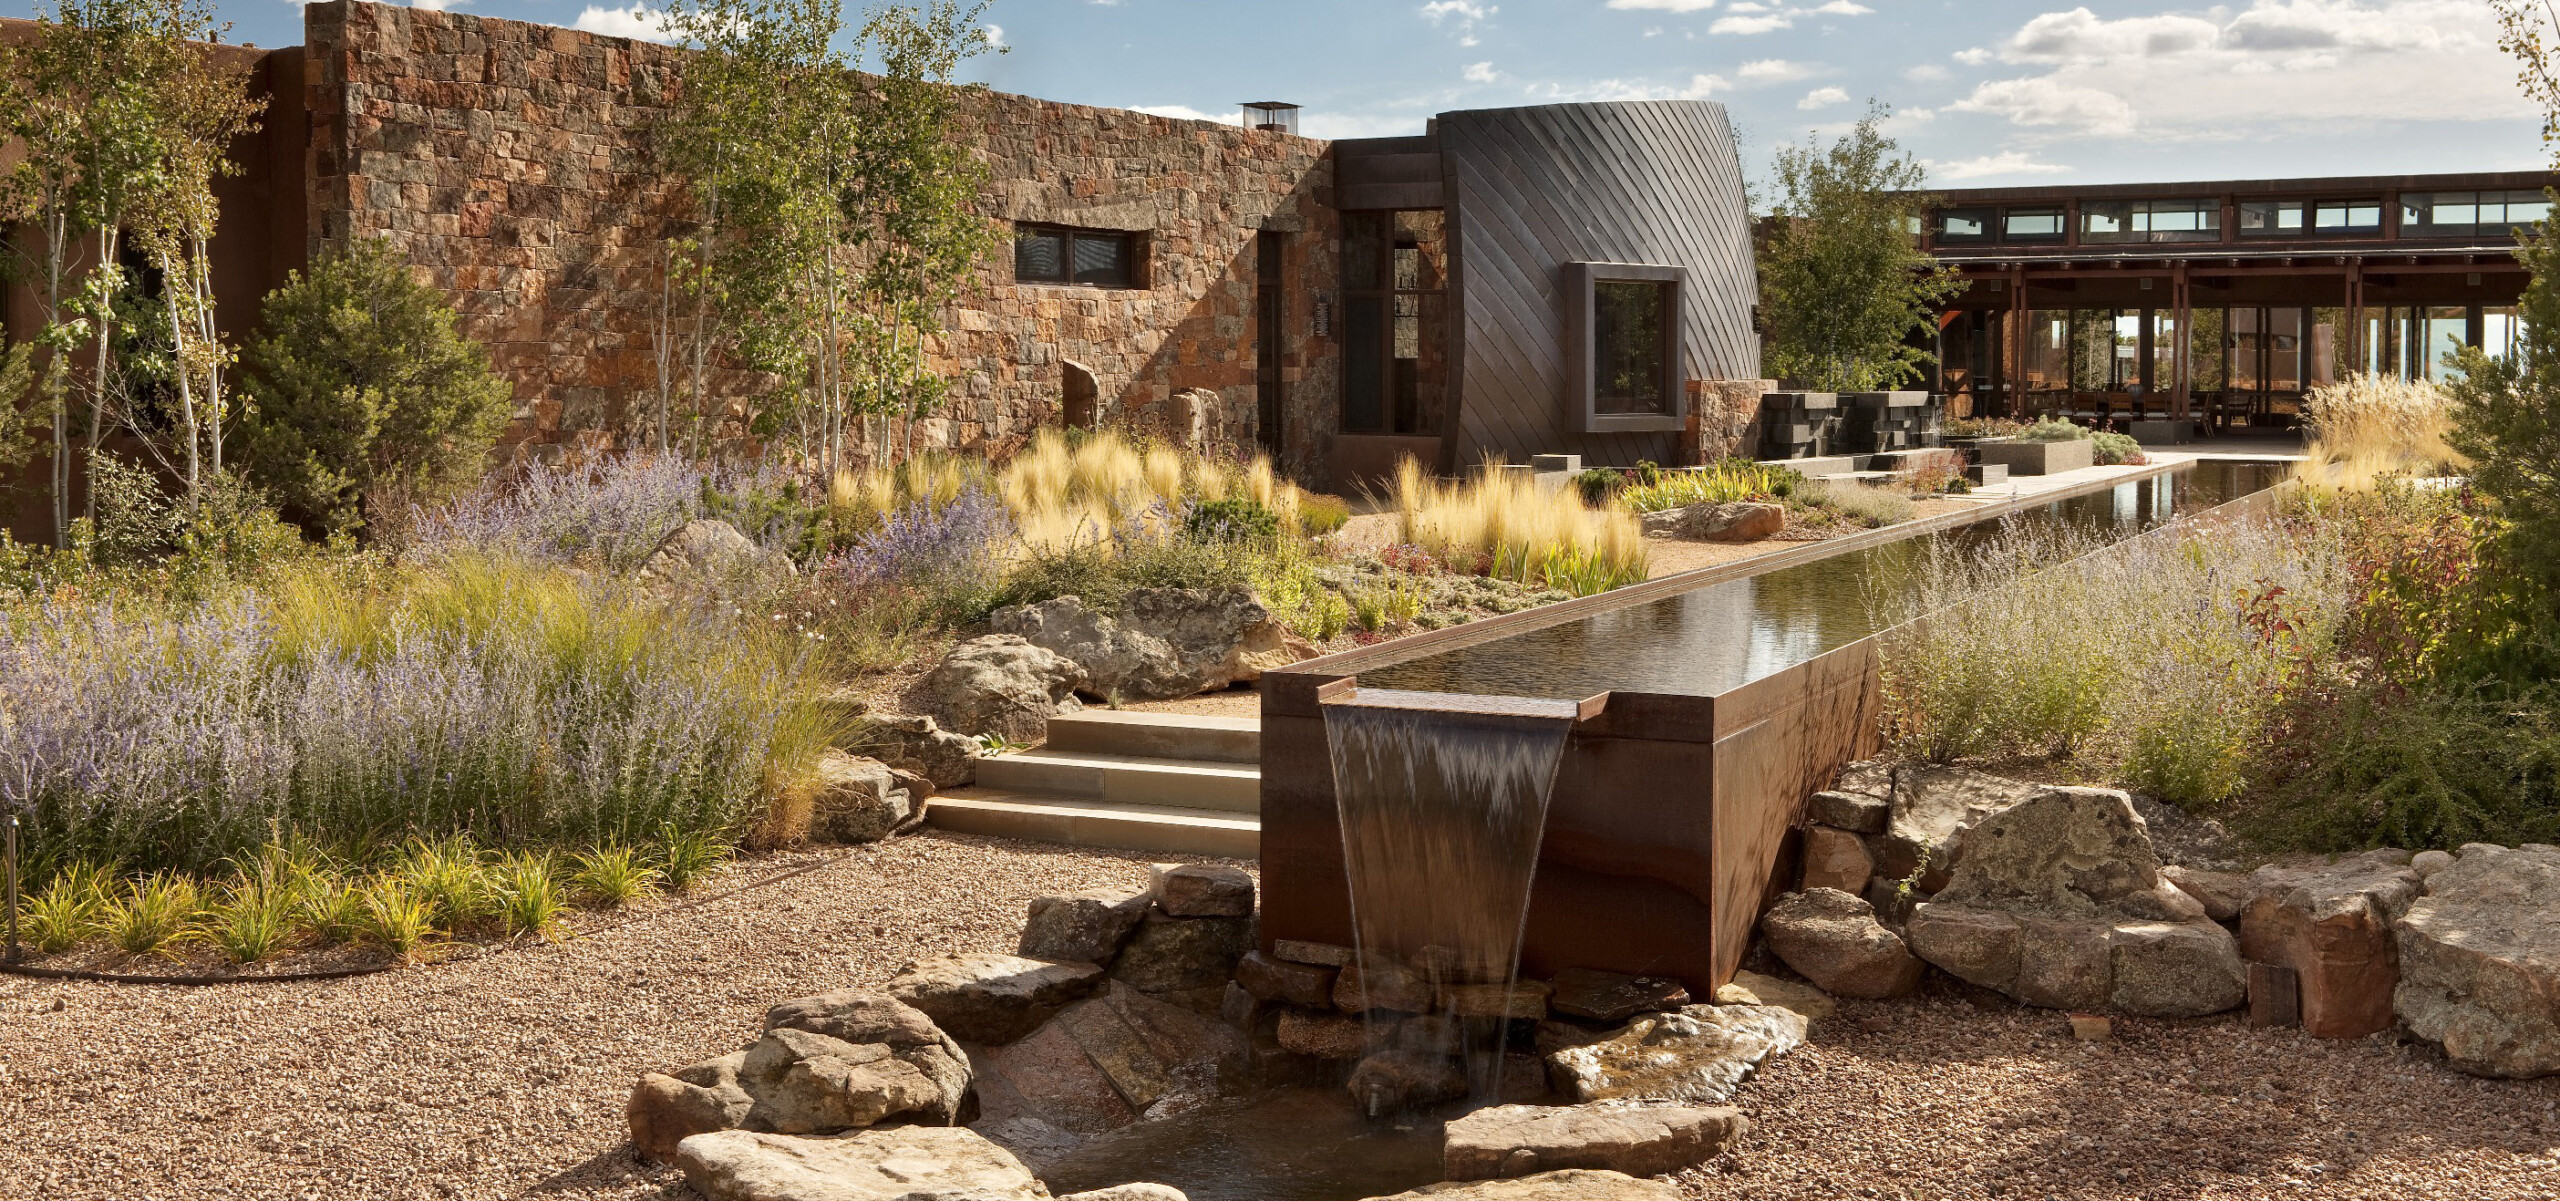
1041,709,1261,764
972,749,1261,814
925,791,1259,859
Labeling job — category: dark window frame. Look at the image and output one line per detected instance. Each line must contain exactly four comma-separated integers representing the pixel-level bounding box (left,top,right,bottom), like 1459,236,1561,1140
1566,261,1687,433
1936,207,1995,242
2401,190,2553,238
2081,197,2221,244
1013,223,1147,289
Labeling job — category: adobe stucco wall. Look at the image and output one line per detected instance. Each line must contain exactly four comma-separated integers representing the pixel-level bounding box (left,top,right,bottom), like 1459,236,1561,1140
301,0,1341,482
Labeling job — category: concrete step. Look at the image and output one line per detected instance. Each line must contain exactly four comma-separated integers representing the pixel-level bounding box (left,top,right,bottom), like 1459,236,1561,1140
972,749,1261,814
1042,710,1261,764
925,791,1258,859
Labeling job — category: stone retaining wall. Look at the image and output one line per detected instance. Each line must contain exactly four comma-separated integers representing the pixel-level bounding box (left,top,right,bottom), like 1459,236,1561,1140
301,0,1342,481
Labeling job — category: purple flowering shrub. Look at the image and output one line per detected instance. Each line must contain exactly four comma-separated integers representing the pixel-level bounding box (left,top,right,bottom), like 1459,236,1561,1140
407,456,807,571
823,487,1014,592
0,568,805,876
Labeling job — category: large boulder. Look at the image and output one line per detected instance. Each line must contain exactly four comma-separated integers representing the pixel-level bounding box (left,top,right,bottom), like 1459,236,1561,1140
889,953,1108,1044
1868,766,2041,886
1107,910,1254,996
1018,888,1153,966
1640,500,1784,542
2239,849,2422,1039
1444,1104,1749,1180
638,518,792,585
1758,888,1923,998
2393,844,2560,1077
847,713,979,789
1903,787,2244,1017
990,589,1309,702
1357,1169,1684,1201
1544,1004,1806,1105
672,1127,1044,1201
808,752,920,844
922,635,1085,743
1345,1050,1468,1113
738,1026,970,1134
1799,826,1875,894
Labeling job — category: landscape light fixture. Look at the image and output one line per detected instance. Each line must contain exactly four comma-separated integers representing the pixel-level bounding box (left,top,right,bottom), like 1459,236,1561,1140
1241,102,1300,135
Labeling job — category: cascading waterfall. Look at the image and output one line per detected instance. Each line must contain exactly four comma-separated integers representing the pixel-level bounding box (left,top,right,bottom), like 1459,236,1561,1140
1320,688,1583,1111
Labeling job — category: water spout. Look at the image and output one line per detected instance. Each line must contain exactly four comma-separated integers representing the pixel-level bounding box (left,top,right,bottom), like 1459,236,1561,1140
1320,684,1603,1107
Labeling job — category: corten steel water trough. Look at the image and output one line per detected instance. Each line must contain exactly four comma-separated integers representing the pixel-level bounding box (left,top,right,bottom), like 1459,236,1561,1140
1258,459,2291,998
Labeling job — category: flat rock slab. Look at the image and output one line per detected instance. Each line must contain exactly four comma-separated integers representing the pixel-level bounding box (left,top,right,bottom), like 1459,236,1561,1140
890,953,1107,1044
1108,911,1254,994
1548,968,1690,1023
2394,844,2560,1078
1444,1104,1748,1179
1714,971,1837,1024
1545,1003,1807,1105
1906,903,2243,1017
673,1127,1046,1201
1358,1169,1683,1200
1058,1187,1190,1201
1235,950,1339,1007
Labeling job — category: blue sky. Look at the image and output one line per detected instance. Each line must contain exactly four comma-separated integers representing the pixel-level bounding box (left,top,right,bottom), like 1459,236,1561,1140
24,0,2547,189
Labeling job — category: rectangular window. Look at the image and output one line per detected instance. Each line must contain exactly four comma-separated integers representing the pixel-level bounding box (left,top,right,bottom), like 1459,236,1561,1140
2313,200,2381,230
1339,210,1448,436
2238,200,2303,234
2082,199,2221,243
2002,208,2065,241
1592,280,1672,414
2404,190,2552,235
1937,208,1993,240
1567,262,1687,431
1014,224,1140,288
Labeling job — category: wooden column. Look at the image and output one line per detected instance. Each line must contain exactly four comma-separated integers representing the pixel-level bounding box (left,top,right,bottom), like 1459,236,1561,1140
2344,259,2366,376
2009,265,2029,417
2172,261,2192,422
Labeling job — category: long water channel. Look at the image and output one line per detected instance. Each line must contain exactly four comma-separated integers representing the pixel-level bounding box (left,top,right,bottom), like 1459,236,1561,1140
1355,458,2291,701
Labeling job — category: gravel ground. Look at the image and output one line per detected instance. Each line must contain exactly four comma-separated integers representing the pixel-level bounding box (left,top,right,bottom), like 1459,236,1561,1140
1676,980,2560,1201
0,832,1234,1201
12,835,2551,1201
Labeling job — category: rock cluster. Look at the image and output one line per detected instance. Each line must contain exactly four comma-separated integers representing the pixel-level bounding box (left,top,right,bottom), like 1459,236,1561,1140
625,991,973,1161
989,589,1312,703
920,635,1086,743
636,518,794,586
806,751,929,844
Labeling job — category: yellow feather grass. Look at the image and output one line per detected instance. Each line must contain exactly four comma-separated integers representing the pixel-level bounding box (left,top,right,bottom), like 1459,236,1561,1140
1387,456,1648,596
2291,373,2467,492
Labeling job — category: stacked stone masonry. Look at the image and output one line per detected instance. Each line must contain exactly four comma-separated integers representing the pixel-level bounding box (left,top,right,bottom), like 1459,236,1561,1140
303,0,1343,482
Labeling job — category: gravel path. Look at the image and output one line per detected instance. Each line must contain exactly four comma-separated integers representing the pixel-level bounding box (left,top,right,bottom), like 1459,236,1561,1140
0,832,1207,1201
1676,983,2560,1201
9,837,2552,1201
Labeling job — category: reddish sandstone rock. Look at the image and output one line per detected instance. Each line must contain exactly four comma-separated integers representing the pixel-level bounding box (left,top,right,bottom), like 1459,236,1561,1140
2240,849,2421,1039
1443,1103,1749,1180
1547,968,1690,1023
1800,826,1876,894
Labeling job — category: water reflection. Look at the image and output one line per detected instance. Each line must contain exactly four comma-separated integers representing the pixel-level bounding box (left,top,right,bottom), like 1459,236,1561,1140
1357,460,2286,700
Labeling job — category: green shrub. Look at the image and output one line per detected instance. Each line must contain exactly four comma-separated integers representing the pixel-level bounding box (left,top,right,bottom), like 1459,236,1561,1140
2250,684,2560,852
237,238,512,537
355,879,441,962
1295,493,1353,537
2090,431,2145,466
107,874,201,957
202,879,300,964
1618,460,1788,513
493,852,567,940
653,823,732,893
23,863,112,954
1573,468,1624,505
570,845,662,908
2021,418,2089,442
1182,497,1280,544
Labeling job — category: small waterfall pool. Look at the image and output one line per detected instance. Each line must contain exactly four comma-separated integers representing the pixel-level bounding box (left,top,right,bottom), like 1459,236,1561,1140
1353,458,2290,700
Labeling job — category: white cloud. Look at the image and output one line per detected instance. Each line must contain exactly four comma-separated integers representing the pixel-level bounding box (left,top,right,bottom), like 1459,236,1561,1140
1945,1,2524,146
1797,86,1849,109
2002,8,2221,63
1463,61,1500,83
409,0,469,11
1420,0,1496,45
1130,104,1220,123
1709,13,1789,34
573,4,673,42
982,22,1003,47
1927,151,2073,181
1952,47,1992,65
1737,58,1815,84
1809,0,1872,12
1605,0,1717,10
1903,63,1949,82
1526,72,1727,102
1947,76,2139,134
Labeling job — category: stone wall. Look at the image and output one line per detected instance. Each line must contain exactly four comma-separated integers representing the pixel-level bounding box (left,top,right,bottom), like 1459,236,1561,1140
301,0,1341,483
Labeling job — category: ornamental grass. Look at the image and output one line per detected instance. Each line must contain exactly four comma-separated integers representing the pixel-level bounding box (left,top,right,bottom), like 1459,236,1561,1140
1388,457,1648,596
2292,373,2467,491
